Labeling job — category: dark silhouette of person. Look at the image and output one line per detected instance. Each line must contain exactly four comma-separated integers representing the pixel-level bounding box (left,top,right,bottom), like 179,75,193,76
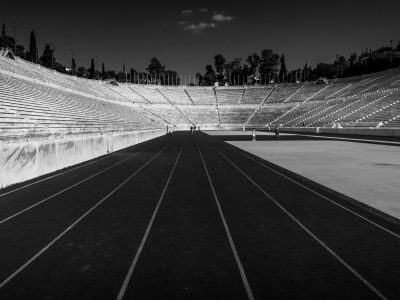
274,125,280,140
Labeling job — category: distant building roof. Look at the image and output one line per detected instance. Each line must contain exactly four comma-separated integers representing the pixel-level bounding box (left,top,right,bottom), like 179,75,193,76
0,47,15,59
316,78,329,84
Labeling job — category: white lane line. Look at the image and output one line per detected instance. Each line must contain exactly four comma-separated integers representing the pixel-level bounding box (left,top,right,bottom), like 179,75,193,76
0,138,174,290
290,133,400,145
198,143,255,300
228,145,400,240
216,148,388,300
116,137,186,300
0,137,163,198
0,138,167,226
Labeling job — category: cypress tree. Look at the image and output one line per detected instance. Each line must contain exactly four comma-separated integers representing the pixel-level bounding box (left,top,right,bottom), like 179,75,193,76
1,23,6,48
279,54,287,82
101,62,106,79
90,58,95,79
123,62,126,82
29,30,37,63
71,58,76,74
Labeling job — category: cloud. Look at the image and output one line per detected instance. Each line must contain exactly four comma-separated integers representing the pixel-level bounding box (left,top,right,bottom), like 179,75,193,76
184,22,217,34
212,13,234,22
181,9,194,15
177,9,234,33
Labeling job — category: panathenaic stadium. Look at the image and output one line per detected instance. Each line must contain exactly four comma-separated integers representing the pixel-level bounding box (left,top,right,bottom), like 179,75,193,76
0,49,400,299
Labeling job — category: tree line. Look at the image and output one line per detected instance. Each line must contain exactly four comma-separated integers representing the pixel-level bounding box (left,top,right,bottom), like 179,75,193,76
196,43,400,86
1,22,399,86
0,23,180,84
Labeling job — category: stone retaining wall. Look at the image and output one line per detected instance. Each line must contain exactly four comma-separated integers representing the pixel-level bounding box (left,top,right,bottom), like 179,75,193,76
0,128,165,189
279,127,400,137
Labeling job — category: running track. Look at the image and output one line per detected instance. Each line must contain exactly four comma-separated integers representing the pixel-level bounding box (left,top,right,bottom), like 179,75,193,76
0,131,399,299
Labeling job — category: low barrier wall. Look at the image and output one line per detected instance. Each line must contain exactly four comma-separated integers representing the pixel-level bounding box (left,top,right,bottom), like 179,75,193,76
0,128,165,189
280,127,400,137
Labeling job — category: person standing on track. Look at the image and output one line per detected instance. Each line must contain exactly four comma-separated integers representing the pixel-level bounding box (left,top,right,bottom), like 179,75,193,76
252,128,256,141
274,125,280,140
190,125,193,134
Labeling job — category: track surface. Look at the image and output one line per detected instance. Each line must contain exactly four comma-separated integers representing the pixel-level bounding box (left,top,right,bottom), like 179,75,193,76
0,132,399,299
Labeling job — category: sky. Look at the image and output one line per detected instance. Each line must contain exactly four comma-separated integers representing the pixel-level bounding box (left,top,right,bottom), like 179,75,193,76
1,0,399,76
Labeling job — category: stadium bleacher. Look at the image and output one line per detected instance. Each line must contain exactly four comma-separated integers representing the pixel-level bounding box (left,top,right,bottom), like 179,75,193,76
129,86,170,104
0,68,163,134
218,106,255,125
215,88,244,104
158,87,194,105
335,93,399,126
383,115,400,128
185,87,216,105
248,106,293,126
104,84,149,104
179,106,219,125
272,102,323,126
266,85,304,103
285,83,330,102
1,55,400,132
144,105,189,125
241,87,273,104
